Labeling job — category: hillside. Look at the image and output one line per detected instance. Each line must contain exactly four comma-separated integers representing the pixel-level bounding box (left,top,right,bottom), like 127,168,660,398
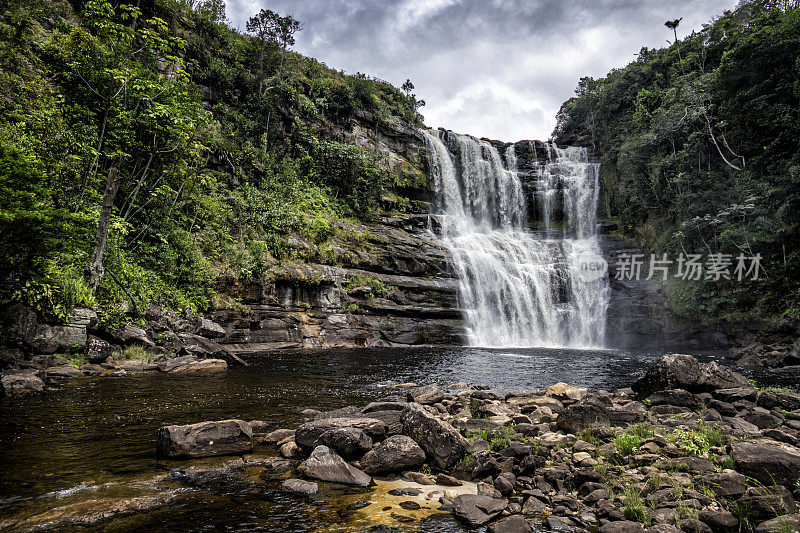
554,1,800,324
0,0,432,331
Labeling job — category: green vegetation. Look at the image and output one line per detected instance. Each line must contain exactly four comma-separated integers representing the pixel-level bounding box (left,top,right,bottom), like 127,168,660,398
488,425,515,451
342,274,394,299
614,423,655,456
665,422,726,457
469,399,490,419
0,0,424,321
555,1,800,322
623,484,650,525
67,353,88,368
115,344,153,363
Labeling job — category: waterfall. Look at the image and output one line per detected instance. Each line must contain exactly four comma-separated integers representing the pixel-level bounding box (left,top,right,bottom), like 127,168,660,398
423,129,608,349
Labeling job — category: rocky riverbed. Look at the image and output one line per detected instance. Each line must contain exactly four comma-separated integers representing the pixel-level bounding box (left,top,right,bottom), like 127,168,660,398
7,352,797,532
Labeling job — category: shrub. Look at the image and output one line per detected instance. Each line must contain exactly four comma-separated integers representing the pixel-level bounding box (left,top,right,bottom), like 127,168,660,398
623,484,650,524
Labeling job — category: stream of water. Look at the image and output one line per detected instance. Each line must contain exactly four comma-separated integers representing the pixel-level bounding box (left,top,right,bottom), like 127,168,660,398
423,131,608,349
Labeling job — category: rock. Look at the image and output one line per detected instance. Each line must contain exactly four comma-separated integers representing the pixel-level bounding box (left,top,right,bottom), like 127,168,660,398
404,472,435,485
262,428,295,445
67,308,98,328
362,401,406,413
156,419,252,458
754,515,800,533
487,515,533,533
32,324,87,354
701,470,748,497
1,372,45,396
45,365,84,379
522,496,547,516
647,389,699,408
282,478,318,496
731,440,800,487
546,382,587,402
198,318,226,339
632,354,702,396
740,408,782,430
157,356,227,373
85,335,118,363
280,441,302,458
494,472,515,495
633,354,749,396
0,302,38,348
557,399,610,432
678,519,712,533
736,486,797,521
698,507,738,531
297,445,372,487
318,427,373,460
451,494,507,526
406,384,444,405
359,435,425,474
388,487,421,496
295,417,387,450
113,325,154,347
436,473,462,486
697,362,750,391
598,521,646,533
401,403,469,469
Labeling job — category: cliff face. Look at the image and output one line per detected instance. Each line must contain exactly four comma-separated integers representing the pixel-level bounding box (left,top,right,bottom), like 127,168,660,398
208,119,464,351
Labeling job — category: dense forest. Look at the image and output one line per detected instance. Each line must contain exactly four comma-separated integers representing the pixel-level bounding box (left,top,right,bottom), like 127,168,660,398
2,0,800,331
554,0,800,323
0,0,425,326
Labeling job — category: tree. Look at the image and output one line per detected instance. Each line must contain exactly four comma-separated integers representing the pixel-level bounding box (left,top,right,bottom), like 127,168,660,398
246,9,302,143
401,79,414,97
665,17,683,64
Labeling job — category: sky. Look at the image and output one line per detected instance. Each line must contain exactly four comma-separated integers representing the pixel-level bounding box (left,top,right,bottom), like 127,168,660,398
226,0,738,142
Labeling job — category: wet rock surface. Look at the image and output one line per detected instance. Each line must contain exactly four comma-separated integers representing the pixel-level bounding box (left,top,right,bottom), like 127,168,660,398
157,419,253,458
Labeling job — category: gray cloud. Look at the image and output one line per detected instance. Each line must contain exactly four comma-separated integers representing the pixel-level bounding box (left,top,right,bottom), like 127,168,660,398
228,0,736,142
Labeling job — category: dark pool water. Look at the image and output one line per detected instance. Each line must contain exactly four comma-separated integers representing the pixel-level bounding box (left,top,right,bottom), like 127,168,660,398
0,347,796,531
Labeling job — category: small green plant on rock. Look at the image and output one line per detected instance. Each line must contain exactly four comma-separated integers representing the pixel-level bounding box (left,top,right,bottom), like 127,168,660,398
489,426,515,451
465,428,490,443
116,345,153,363
615,432,642,456
67,353,88,368
469,399,489,419
623,484,651,525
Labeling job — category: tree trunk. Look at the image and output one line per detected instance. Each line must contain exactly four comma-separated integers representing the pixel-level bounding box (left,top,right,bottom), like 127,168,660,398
86,164,120,292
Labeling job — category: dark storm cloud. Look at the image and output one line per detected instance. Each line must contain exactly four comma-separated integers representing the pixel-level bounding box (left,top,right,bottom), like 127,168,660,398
227,0,737,141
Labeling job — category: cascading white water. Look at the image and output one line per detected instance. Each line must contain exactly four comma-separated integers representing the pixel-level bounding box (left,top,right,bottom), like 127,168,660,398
423,129,608,348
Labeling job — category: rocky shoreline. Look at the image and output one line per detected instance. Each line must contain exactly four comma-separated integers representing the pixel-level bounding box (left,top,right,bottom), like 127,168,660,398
145,353,800,532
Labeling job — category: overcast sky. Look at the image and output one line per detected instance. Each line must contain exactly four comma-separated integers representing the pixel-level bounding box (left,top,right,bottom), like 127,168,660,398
227,0,737,142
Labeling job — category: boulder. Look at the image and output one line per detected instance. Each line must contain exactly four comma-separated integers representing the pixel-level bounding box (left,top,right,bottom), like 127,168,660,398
632,354,749,396
598,521,646,533
113,325,154,347
647,389,700,409
698,507,738,531
359,435,425,474
487,515,533,533
701,470,748,497
279,441,302,458
0,302,38,348
67,308,98,328
697,362,750,391
45,365,84,379
1,372,45,396
32,324,87,354
281,478,318,496
401,403,469,469
85,335,118,363
198,318,226,339
451,494,507,526
157,356,227,373
546,382,587,402
262,428,295,445
295,417,387,450
406,383,444,404
318,427,372,460
754,515,800,533
736,486,797,521
731,440,800,487
632,354,702,396
557,399,610,432
297,445,372,487
156,419,252,458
